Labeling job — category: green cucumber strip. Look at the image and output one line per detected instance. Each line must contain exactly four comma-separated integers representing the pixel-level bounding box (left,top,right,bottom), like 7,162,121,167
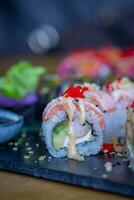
52,120,93,149
52,120,69,149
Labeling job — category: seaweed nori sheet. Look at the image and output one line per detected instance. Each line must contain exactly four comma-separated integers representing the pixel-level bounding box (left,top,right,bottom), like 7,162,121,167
0,124,134,197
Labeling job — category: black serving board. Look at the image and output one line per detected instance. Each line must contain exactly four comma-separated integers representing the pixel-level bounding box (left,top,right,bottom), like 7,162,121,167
0,125,134,197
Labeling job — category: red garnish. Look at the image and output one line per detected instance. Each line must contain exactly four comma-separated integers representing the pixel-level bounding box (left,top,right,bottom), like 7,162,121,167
121,47,134,57
102,144,114,152
115,77,123,88
105,82,113,92
64,85,88,98
131,101,134,109
116,76,122,83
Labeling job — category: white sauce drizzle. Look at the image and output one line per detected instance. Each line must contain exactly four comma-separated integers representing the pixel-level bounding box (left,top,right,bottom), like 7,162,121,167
63,128,93,147
63,97,84,161
78,99,85,124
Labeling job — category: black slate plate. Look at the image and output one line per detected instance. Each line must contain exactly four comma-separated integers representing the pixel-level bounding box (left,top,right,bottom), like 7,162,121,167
0,125,134,197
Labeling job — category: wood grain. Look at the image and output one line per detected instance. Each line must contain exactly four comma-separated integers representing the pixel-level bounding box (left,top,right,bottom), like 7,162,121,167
0,171,132,200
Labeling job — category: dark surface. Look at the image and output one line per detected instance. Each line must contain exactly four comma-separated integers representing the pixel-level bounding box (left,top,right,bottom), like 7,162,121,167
0,126,134,197
1,0,134,55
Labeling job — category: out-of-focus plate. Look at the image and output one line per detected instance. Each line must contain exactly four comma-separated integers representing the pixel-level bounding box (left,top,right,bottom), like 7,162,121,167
0,109,23,143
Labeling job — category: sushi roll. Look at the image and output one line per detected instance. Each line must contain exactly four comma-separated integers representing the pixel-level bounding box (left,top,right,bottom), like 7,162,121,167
42,80,132,159
57,49,111,79
84,89,127,143
97,45,121,67
114,47,134,78
42,85,105,161
104,77,134,108
126,102,134,169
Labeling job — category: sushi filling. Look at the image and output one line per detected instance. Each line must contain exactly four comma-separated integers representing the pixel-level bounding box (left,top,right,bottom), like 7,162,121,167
52,120,93,150
50,96,102,161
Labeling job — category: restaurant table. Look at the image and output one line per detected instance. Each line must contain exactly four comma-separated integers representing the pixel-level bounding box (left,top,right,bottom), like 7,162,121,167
0,54,132,200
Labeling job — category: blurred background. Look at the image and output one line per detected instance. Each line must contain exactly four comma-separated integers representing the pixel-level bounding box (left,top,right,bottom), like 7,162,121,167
0,0,134,56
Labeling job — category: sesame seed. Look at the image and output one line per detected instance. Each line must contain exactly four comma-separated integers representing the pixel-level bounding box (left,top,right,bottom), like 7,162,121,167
116,153,124,157
25,142,29,147
123,158,128,162
111,152,116,155
103,150,108,154
22,133,27,138
24,155,30,159
39,155,46,161
104,162,112,172
116,162,121,165
28,151,34,155
14,142,18,147
82,123,86,126
9,142,13,146
26,147,32,151
102,174,108,178
12,147,18,151
94,167,98,170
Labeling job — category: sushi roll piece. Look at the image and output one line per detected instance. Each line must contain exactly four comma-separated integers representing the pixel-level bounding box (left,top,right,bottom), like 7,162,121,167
114,47,134,78
84,89,127,143
126,102,134,170
104,77,134,108
97,45,121,65
42,85,105,161
57,49,111,79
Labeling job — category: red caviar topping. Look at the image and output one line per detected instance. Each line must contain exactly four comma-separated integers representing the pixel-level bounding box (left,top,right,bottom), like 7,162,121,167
102,144,114,152
105,82,112,92
131,101,134,110
121,47,134,57
115,77,123,88
64,85,88,98
116,77,122,83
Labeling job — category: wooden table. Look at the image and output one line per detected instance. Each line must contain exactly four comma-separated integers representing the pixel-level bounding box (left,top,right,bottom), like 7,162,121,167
0,54,132,200
0,171,131,200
